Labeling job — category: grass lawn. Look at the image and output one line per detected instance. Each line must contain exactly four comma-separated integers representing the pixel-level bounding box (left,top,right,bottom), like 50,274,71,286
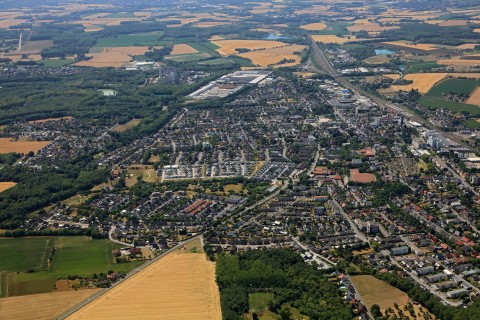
0,237,144,297
249,292,274,313
95,32,164,47
351,275,409,312
465,119,480,128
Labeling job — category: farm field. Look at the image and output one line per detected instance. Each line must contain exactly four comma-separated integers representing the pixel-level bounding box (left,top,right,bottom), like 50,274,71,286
0,237,144,297
300,22,327,31
211,39,288,55
239,44,306,67
16,40,54,55
382,41,437,51
94,32,164,47
66,244,221,320
311,35,359,44
111,119,141,132
74,46,152,67
29,116,74,123
0,182,16,193
391,73,448,93
438,57,480,67
467,87,480,106
0,138,50,154
170,44,198,55
0,289,100,320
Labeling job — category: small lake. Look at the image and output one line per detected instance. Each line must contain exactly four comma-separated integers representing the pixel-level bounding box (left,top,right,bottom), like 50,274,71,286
98,89,117,96
375,49,395,55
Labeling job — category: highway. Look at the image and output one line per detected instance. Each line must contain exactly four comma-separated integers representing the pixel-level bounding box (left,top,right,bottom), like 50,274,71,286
55,234,203,320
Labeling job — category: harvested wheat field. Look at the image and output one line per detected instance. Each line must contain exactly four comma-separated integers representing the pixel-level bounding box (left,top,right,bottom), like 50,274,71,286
239,44,306,67
439,20,469,26
0,138,51,154
391,73,448,93
74,47,151,67
467,87,480,106
383,73,401,80
212,39,287,55
29,116,74,123
66,250,221,320
382,41,437,51
0,182,16,193
195,21,232,28
311,35,358,44
301,22,327,31
0,289,100,320
438,57,480,67
456,43,478,50
0,18,28,28
170,44,198,55
111,119,141,132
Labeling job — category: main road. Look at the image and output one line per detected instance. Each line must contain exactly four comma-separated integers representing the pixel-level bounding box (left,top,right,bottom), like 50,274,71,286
308,35,474,151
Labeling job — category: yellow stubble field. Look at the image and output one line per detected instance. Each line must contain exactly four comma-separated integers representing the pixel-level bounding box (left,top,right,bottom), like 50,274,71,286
311,35,359,44
382,41,437,51
212,39,287,55
74,47,152,67
170,44,199,55
391,73,448,93
467,87,480,106
0,182,16,193
66,250,221,320
0,289,100,320
0,138,51,154
300,22,327,31
239,44,306,67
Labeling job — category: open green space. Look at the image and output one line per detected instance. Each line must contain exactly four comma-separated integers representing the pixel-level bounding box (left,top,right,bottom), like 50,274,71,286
94,32,164,47
0,237,144,297
249,292,274,313
419,78,480,114
313,22,350,35
103,12,135,19
405,61,440,74
197,57,254,67
38,59,75,67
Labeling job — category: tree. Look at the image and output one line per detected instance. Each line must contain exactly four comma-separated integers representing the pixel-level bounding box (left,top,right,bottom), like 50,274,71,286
371,304,382,318
280,307,292,320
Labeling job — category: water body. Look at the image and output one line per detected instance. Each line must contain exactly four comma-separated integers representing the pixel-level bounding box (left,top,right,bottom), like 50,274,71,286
375,49,395,55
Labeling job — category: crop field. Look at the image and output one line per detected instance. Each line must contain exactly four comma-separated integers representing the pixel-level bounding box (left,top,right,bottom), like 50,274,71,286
0,138,51,154
363,55,390,65
418,78,480,114
239,44,306,67
347,19,399,34
75,47,152,67
300,22,327,31
312,34,363,44
0,182,16,193
0,18,28,28
66,248,221,320
467,87,480,106
170,44,199,55
382,41,437,51
438,56,480,67
17,40,54,55
391,73,448,93
405,61,440,74
195,21,232,28
211,39,287,56
39,58,75,67
111,119,141,132
0,237,143,297
94,32,164,47
0,289,100,320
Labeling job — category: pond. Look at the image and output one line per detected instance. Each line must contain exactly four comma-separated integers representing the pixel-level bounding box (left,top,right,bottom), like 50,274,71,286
375,48,395,55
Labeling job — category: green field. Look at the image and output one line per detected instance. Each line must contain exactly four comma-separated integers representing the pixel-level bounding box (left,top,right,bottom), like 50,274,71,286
198,57,254,67
405,61,440,74
249,292,274,313
419,78,480,114
166,42,220,62
95,32,164,47
313,22,350,35
0,237,144,297
39,59,75,67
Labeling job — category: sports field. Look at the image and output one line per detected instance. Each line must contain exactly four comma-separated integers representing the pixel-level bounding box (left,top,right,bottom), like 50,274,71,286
66,242,221,320
0,138,51,154
0,237,143,297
